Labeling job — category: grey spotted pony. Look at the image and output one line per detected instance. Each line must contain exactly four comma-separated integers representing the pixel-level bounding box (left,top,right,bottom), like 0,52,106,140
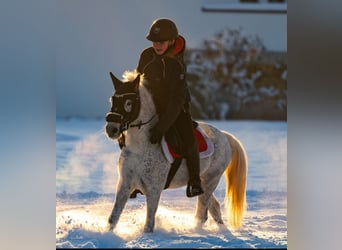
105,70,248,233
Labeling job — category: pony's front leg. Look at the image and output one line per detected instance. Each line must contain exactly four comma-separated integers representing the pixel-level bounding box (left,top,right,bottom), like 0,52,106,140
143,189,162,233
108,181,131,231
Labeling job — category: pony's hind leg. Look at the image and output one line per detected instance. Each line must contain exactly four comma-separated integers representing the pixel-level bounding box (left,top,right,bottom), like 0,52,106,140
194,192,210,225
194,193,223,225
195,173,223,225
208,194,224,224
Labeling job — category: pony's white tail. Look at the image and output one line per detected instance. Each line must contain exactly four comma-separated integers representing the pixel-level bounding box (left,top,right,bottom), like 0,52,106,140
225,132,248,228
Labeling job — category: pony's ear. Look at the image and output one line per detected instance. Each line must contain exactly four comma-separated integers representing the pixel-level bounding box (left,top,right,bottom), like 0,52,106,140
109,72,122,90
133,74,140,91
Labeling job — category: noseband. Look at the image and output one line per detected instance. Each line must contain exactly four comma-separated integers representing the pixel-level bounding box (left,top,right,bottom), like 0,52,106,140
106,90,155,134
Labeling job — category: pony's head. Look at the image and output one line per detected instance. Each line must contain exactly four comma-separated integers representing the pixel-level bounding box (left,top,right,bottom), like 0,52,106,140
105,71,141,139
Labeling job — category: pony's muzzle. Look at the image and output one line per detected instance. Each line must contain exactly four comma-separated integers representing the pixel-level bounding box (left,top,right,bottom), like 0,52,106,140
105,122,120,139
105,112,123,139
106,112,121,139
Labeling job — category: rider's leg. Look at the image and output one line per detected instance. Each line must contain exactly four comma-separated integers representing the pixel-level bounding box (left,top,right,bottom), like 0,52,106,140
174,109,204,197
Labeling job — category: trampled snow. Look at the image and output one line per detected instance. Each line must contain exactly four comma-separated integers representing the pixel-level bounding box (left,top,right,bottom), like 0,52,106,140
56,119,287,248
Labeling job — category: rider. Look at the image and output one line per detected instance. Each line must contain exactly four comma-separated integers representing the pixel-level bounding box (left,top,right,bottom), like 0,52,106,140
136,18,204,197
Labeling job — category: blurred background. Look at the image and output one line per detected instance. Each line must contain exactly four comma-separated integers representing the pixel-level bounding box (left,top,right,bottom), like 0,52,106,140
3,0,342,249
56,0,287,120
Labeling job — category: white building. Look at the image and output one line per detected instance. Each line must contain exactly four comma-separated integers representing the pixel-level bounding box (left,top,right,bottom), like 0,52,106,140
56,0,287,119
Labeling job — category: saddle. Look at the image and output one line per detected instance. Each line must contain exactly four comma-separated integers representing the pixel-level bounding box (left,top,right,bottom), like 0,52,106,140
161,121,214,164
129,121,214,198
161,121,214,190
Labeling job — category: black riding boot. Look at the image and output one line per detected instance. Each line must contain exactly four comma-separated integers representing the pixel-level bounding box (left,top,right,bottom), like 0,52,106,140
173,109,204,198
184,140,204,197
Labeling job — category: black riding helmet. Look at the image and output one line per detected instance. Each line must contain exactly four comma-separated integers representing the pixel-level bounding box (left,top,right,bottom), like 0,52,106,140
146,18,179,42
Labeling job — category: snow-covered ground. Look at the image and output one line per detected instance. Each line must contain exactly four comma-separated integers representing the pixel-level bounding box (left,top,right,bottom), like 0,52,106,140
56,119,287,248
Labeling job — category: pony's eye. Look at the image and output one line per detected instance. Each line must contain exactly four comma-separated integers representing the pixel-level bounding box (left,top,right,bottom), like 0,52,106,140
124,99,133,112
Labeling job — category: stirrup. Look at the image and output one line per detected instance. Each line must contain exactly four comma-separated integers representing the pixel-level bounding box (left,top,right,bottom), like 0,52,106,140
186,183,204,198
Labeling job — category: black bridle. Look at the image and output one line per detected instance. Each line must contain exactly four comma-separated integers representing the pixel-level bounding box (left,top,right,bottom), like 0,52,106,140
106,89,155,134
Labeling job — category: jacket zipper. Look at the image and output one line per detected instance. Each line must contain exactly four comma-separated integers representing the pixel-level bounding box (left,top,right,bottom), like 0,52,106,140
162,58,166,79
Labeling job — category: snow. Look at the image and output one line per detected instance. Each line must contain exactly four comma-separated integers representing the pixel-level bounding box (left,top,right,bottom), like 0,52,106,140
56,118,287,248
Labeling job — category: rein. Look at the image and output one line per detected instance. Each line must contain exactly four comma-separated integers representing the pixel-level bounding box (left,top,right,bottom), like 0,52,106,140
129,114,156,129
118,114,156,148
120,114,156,132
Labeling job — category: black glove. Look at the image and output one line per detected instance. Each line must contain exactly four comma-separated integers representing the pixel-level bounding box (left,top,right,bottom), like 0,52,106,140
149,126,163,144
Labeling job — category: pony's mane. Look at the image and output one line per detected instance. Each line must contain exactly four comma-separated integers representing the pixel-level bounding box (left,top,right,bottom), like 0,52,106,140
122,70,142,82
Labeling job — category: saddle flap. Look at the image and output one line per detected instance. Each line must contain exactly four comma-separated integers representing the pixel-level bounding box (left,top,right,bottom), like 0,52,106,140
161,126,214,163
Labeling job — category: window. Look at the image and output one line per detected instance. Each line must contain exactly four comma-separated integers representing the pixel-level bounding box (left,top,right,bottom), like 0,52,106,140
201,0,287,13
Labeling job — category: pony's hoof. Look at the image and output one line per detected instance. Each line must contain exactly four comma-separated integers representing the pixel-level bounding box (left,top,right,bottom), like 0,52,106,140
143,226,153,233
194,216,207,228
107,223,114,231
107,218,115,231
216,218,224,224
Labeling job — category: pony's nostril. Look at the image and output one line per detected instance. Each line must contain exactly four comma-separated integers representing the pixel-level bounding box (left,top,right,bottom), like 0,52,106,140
106,125,119,137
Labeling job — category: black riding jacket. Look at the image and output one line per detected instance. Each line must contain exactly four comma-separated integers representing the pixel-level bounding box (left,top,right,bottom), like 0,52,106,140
137,41,191,134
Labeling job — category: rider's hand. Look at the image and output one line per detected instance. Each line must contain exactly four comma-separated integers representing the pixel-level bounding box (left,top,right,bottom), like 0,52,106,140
149,126,163,144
